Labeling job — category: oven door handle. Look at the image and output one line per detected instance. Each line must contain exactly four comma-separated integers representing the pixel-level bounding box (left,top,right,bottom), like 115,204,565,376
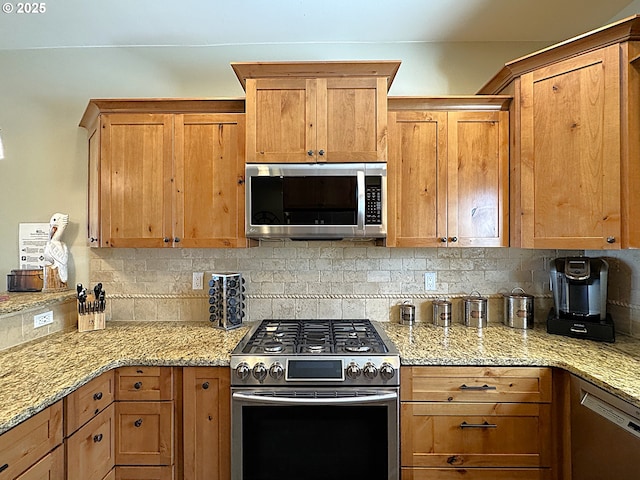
356,170,365,231
232,391,397,405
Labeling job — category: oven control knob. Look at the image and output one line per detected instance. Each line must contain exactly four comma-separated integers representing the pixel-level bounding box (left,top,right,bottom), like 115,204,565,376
379,362,396,380
363,362,378,379
252,362,268,382
269,362,285,380
235,362,251,381
346,362,361,379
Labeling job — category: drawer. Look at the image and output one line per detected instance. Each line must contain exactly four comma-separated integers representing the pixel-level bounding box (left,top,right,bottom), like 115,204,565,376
14,445,64,480
115,466,174,480
401,402,552,468
401,367,552,403
0,401,63,480
66,403,116,480
116,402,174,466
402,467,551,480
66,370,115,434
116,367,173,401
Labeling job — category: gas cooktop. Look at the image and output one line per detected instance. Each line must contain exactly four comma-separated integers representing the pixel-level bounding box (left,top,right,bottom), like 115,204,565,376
230,319,400,387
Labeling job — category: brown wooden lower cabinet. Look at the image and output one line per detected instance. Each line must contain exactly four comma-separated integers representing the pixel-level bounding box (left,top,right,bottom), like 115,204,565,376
182,367,230,480
14,445,64,480
66,403,116,480
116,402,174,466
400,366,554,479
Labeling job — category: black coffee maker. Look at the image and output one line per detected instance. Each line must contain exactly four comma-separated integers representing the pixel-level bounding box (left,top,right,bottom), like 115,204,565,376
547,257,615,342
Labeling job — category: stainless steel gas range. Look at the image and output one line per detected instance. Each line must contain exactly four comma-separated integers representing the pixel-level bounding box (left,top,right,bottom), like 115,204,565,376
230,319,400,480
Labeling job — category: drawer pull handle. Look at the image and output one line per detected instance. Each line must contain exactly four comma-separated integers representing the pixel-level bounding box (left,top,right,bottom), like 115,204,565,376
0,464,8,473
134,381,143,390
93,392,103,400
202,382,210,390
460,421,497,429
134,418,143,427
459,384,497,391
93,433,103,443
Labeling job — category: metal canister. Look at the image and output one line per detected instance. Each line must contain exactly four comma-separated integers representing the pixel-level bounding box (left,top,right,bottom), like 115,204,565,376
399,300,416,325
503,287,534,329
463,291,488,328
432,298,452,327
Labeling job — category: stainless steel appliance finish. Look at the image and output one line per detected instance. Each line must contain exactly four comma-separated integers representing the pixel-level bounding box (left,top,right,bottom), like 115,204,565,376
245,163,386,240
231,319,400,480
548,257,615,342
208,272,245,330
503,287,534,329
570,375,640,480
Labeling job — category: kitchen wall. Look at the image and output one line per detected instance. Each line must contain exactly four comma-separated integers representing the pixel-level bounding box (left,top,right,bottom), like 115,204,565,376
89,243,571,327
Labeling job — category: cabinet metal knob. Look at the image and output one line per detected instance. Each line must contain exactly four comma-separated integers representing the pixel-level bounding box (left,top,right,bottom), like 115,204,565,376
134,381,142,390
93,433,103,443
606,236,616,244
134,418,143,427
440,237,447,243
449,236,458,243
93,392,103,401
163,237,170,243
174,237,180,243
202,382,209,390
90,237,98,243
307,150,314,156
318,149,325,156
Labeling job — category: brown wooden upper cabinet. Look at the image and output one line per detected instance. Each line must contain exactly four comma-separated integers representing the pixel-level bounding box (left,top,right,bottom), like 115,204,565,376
387,97,510,247
479,15,640,249
232,61,400,163
80,100,249,248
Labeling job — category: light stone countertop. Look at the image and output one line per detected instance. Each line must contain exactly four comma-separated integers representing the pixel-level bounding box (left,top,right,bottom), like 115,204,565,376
1,319,639,436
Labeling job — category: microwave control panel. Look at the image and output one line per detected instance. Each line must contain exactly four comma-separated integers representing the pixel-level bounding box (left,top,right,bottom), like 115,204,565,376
365,183,382,224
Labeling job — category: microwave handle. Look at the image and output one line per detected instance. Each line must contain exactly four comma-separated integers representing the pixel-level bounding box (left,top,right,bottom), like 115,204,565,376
357,170,365,231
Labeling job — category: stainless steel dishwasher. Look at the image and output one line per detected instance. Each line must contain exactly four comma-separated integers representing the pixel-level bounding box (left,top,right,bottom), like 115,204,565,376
570,375,640,479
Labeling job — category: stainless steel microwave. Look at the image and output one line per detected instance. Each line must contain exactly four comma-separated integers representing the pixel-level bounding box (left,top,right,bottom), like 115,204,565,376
245,163,386,240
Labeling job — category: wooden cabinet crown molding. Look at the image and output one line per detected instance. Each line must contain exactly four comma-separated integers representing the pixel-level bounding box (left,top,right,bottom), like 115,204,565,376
79,98,246,132
388,95,512,112
478,14,640,94
231,60,401,91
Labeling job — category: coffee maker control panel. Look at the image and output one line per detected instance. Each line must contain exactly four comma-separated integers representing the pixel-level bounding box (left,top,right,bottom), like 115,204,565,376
565,259,590,281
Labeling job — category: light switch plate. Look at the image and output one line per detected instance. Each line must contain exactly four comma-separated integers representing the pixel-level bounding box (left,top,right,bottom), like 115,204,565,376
34,311,53,328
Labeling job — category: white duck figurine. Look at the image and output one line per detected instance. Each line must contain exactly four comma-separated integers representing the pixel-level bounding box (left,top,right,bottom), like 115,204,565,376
43,213,69,283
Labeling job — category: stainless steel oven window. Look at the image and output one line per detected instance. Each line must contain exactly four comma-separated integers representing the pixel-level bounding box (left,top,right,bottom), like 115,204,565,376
231,388,399,480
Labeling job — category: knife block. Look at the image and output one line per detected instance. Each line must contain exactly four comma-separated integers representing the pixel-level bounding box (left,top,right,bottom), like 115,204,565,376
77,293,106,332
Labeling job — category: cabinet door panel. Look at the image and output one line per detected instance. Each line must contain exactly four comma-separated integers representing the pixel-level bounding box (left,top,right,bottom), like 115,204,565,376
67,403,115,480
246,78,311,163
175,114,246,247
448,111,508,247
116,402,173,466
14,445,64,480
101,114,173,247
115,466,174,480
401,402,551,468
520,45,620,248
387,111,447,246
402,467,551,480
323,77,387,162
183,367,231,480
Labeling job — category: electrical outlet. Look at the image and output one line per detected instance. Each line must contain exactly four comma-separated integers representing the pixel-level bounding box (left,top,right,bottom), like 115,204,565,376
192,272,204,290
34,311,53,328
424,272,437,291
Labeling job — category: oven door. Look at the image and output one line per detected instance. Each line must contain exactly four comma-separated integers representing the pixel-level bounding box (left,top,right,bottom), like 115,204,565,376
231,387,398,480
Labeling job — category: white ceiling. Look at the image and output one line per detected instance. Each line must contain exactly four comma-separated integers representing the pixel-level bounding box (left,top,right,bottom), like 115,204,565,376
0,0,638,50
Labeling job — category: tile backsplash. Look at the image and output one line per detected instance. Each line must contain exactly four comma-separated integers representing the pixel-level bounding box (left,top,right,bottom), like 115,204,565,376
89,241,580,328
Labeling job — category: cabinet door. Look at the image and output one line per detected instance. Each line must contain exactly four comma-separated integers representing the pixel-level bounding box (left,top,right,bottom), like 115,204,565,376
67,403,116,480
14,445,64,480
116,367,173,402
175,114,247,247
115,466,174,480
519,45,621,249
182,367,230,480
246,78,312,163
387,111,448,246
88,124,102,246
401,402,551,469
115,402,173,466
101,114,174,247
320,77,388,162
448,111,509,247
